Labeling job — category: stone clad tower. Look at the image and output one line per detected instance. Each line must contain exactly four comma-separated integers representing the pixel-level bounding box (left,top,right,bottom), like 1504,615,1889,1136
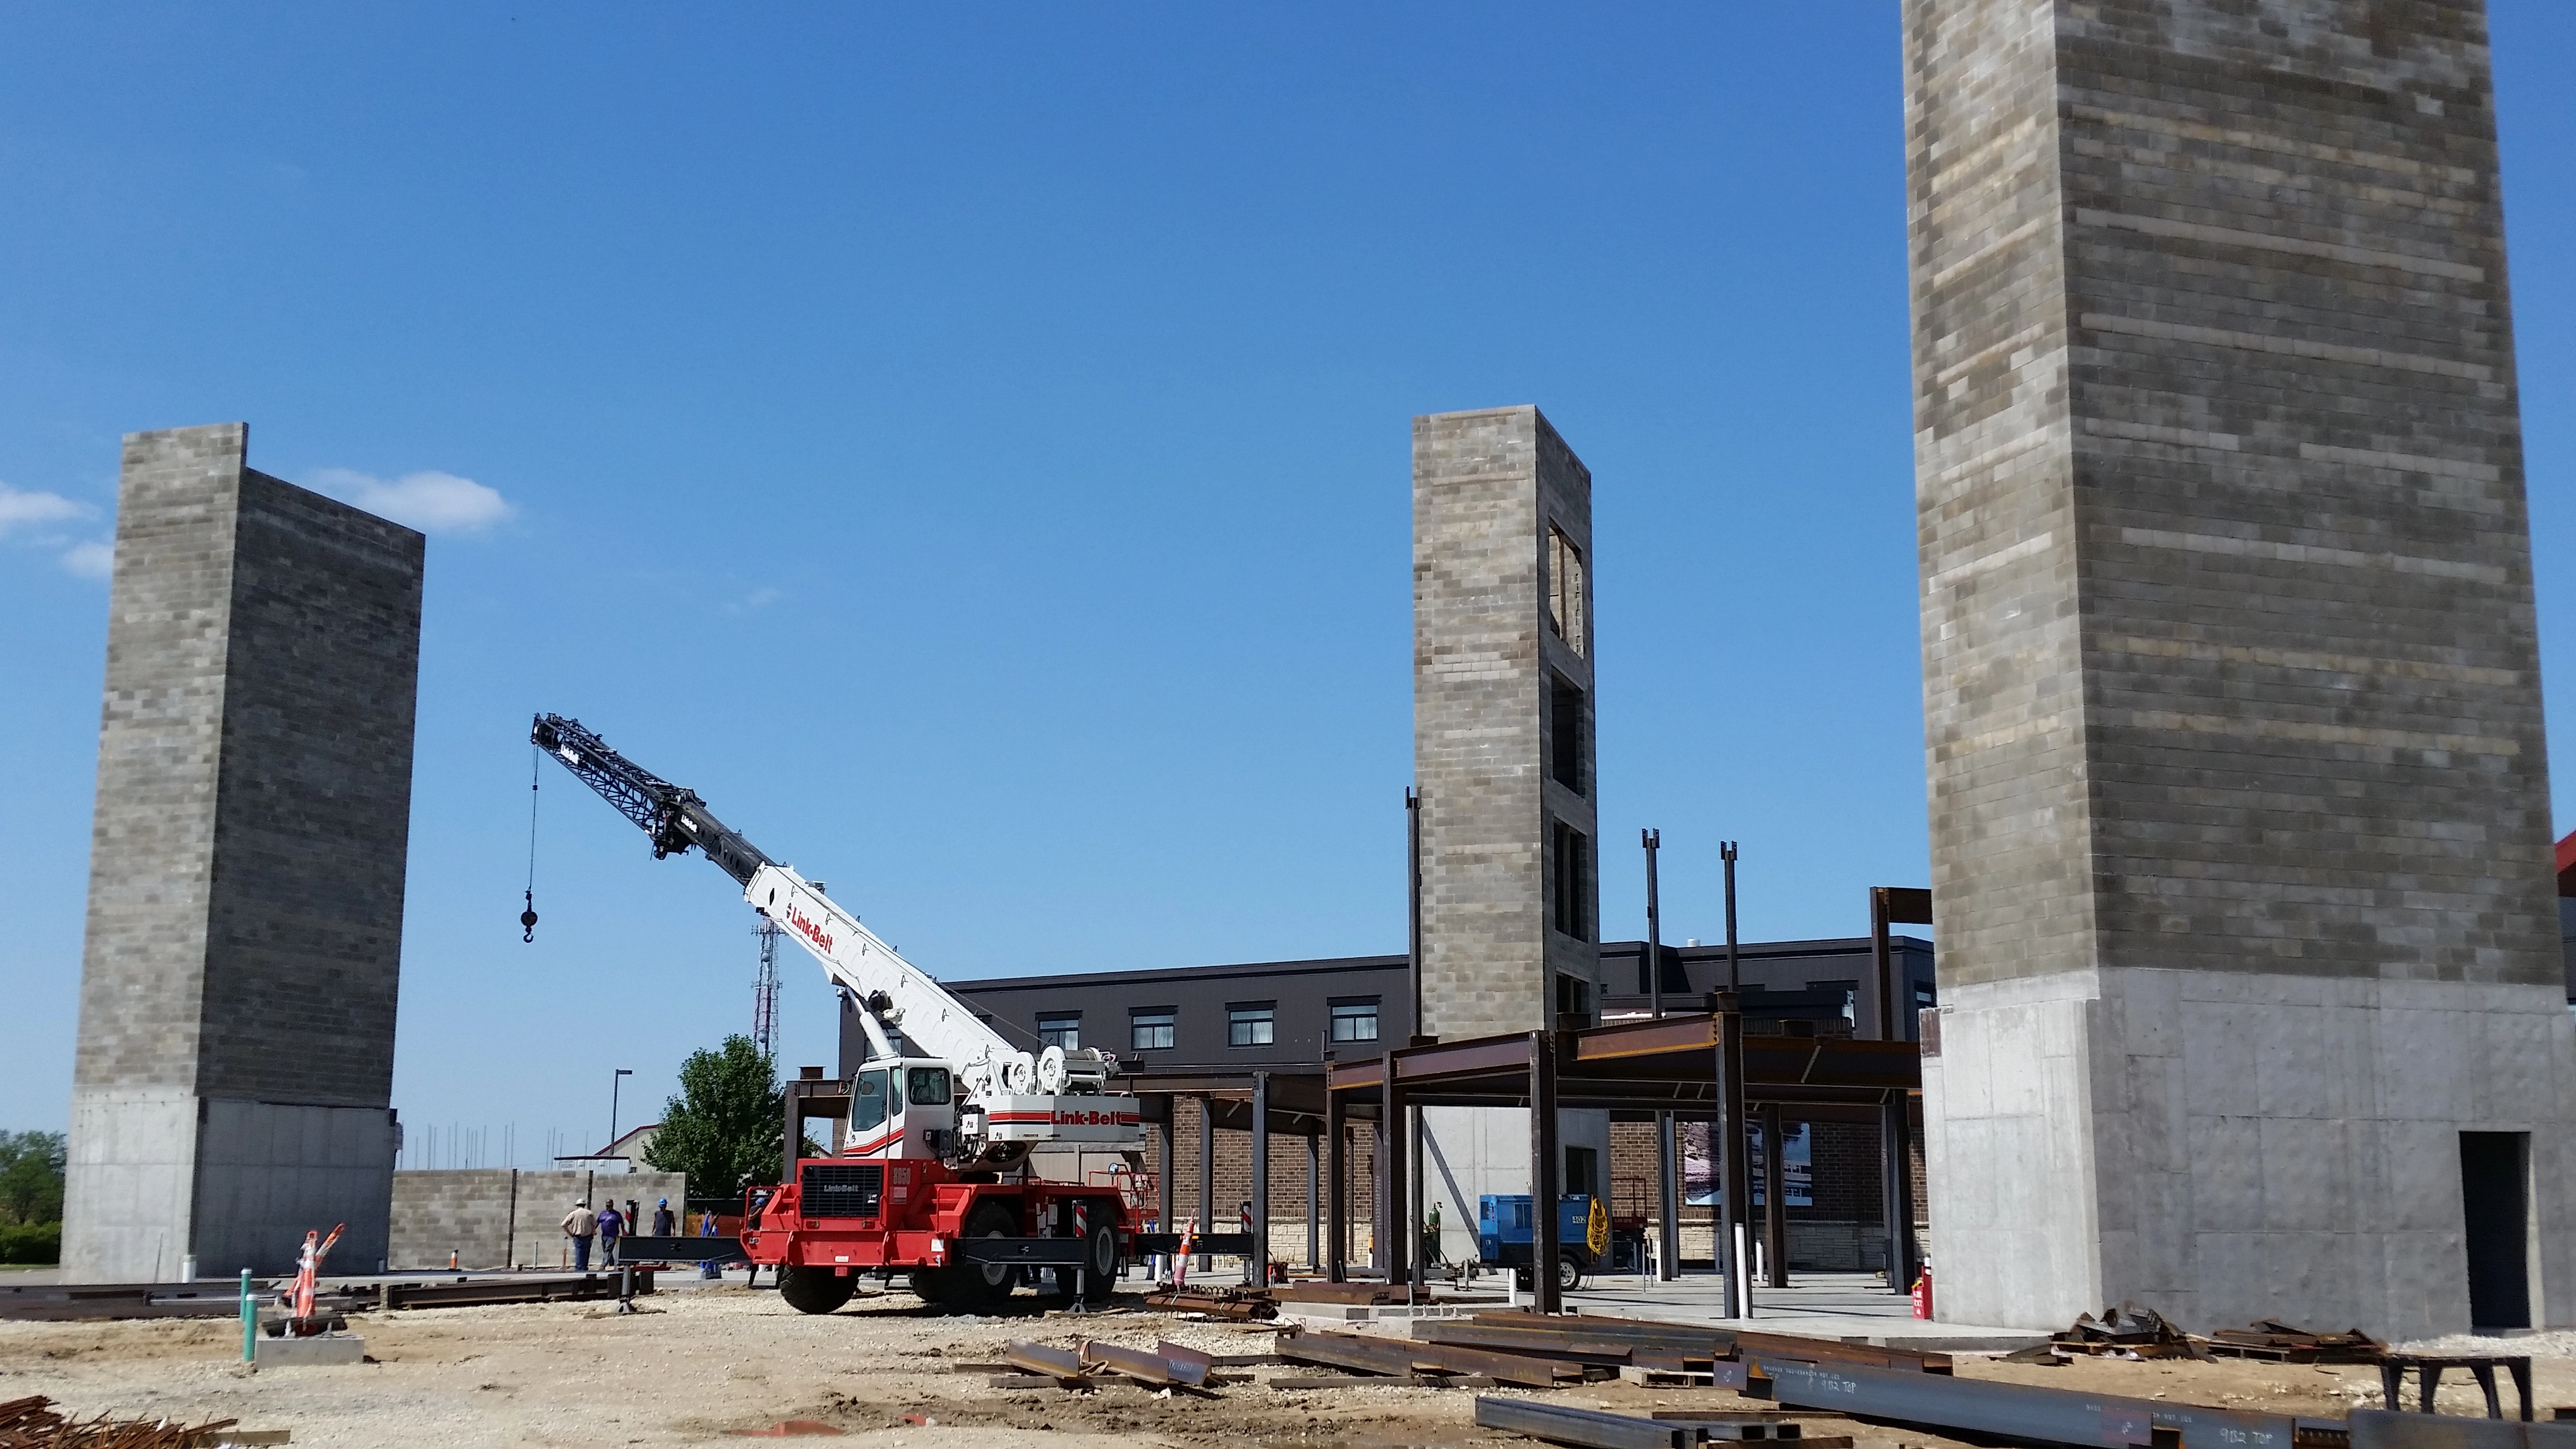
1906,0,2576,1336
64,423,423,1281
1412,405,1610,1248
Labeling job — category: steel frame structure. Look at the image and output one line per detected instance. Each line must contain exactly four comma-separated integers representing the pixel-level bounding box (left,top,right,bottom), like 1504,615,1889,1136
1322,999,1921,1313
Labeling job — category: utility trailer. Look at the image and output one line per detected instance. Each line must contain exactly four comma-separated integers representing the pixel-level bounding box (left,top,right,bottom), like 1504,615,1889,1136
1478,1193,1610,1292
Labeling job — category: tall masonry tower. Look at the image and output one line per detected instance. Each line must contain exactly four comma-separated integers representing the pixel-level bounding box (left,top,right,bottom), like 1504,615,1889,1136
1412,405,1610,1240
64,423,422,1281
1906,0,2576,1338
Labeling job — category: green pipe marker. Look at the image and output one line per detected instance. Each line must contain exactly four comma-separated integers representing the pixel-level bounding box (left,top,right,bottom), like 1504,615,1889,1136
240,1269,255,1363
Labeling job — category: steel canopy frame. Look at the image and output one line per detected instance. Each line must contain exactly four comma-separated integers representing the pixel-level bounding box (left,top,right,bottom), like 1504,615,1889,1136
1322,1005,1921,1315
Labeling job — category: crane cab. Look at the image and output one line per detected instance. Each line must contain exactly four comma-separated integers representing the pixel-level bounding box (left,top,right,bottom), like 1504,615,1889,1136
843,1056,955,1162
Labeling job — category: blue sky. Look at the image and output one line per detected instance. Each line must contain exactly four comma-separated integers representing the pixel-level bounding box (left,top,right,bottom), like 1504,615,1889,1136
2,5,2571,1159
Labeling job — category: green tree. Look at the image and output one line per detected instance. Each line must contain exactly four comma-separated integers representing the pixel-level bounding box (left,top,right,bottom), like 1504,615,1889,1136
643,1036,785,1199
0,1131,66,1225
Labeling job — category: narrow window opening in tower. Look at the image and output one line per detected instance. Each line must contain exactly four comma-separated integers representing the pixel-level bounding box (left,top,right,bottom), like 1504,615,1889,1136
1549,674,1586,793
1551,819,1592,939
1546,526,1585,655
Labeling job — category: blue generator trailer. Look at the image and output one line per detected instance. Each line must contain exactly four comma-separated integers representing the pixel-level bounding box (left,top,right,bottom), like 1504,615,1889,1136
1477,1193,1610,1291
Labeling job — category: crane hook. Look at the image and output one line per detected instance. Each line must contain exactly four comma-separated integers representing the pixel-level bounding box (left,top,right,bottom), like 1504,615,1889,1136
521,888,539,944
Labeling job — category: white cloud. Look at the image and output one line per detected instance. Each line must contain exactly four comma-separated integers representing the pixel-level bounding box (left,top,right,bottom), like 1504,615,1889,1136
309,467,514,535
60,540,114,579
724,586,783,616
0,482,92,538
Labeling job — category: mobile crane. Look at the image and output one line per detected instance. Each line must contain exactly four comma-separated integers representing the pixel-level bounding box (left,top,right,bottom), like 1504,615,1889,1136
531,713,1149,1313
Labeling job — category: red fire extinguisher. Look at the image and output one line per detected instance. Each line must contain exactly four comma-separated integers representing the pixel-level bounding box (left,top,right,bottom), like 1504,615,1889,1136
1910,1262,1933,1320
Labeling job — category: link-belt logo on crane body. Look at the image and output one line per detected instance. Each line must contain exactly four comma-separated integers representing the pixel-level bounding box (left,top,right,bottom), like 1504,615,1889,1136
785,902,835,954
1054,1109,1140,1127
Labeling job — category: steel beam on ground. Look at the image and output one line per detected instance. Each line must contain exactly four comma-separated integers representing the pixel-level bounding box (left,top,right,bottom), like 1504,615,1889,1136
2349,1409,2576,1449
1004,1340,1090,1385
1476,1396,1691,1449
1532,1028,1562,1315
1754,1354,2327,1449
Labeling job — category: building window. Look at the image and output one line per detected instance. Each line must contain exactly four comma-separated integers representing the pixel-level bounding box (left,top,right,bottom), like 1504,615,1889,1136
1548,675,1585,793
1546,525,1586,656
1550,819,1592,939
1228,1004,1276,1047
1808,979,1859,1027
1330,999,1379,1043
1131,1008,1175,1052
1036,1013,1080,1051
1556,972,1593,1022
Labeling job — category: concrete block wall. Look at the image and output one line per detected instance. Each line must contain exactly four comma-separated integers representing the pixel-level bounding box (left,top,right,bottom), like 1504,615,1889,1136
1905,0,2576,1337
1413,405,1602,1040
64,423,423,1281
388,1170,686,1270
1411,406,1610,1256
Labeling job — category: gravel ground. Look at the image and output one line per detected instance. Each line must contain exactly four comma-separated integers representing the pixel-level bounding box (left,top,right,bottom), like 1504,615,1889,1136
6,1283,2574,1449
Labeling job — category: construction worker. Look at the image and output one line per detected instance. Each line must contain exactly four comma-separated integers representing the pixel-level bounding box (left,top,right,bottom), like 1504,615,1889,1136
596,1200,625,1265
652,1198,676,1237
1422,1199,1444,1267
698,1206,723,1280
562,1198,596,1271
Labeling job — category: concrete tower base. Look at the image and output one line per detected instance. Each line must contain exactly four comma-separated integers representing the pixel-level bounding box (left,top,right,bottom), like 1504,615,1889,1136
1925,972,2576,1338
66,1093,398,1282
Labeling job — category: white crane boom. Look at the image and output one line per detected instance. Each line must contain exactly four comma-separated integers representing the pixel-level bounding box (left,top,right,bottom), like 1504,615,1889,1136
529,714,1139,1161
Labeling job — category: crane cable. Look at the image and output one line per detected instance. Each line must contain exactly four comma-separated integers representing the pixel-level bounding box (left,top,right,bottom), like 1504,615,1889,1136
520,740,541,943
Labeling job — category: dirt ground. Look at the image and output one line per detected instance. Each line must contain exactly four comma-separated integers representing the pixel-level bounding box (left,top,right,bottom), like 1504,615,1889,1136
3,1283,2571,1449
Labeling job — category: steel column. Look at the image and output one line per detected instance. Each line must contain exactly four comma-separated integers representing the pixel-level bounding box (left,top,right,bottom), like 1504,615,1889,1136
1657,1113,1680,1280
1714,999,1749,1317
1197,1094,1215,1272
1531,1029,1562,1314
1645,827,1678,1280
1761,1101,1788,1289
1407,1104,1424,1296
1870,887,1894,1042
1251,1071,1271,1287
1158,1098,1175,1239
1381,1047,1409,1288
1306,1131,1320,1269
1881,1091,1914,1294
1326,1089,1348,1281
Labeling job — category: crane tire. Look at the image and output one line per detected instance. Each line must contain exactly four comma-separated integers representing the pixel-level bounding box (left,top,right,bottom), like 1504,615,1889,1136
958,1201,1022,1307
778,1265,857,1315
1044,1219,1120,1303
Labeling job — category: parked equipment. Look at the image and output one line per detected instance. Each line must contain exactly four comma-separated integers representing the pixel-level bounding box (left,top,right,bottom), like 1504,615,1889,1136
532,713,1149,1312
1478,1193,1610,1291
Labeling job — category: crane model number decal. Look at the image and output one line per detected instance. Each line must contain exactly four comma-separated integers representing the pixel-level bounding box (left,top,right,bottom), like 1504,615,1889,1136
785,902,836,954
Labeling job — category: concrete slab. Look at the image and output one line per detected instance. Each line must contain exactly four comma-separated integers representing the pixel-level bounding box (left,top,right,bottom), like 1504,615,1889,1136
255,1332,365,1367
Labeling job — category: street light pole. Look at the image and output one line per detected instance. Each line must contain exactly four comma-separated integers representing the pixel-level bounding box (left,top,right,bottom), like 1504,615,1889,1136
610,1068,633,1154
